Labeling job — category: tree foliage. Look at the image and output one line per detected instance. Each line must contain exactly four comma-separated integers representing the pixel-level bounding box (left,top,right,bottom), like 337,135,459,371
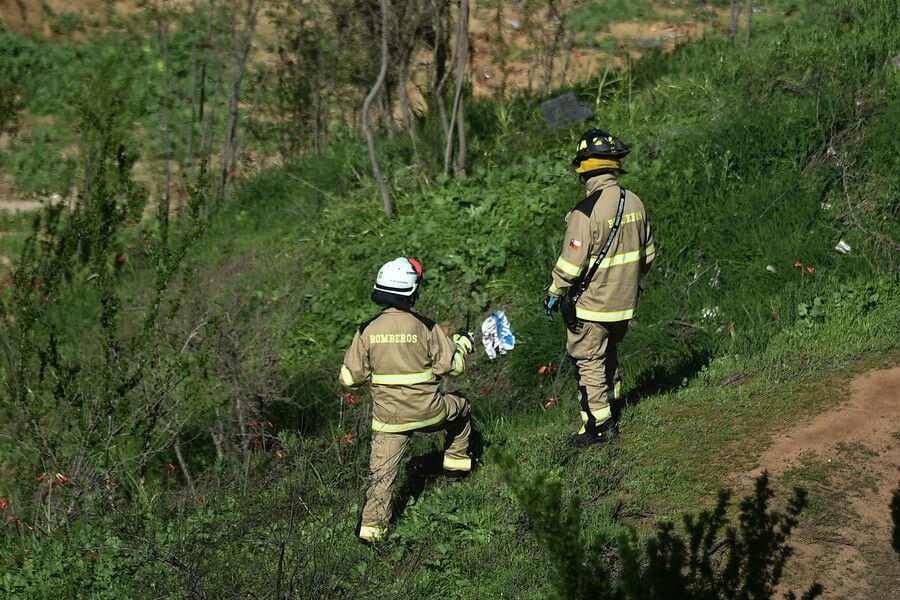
499,451,823,600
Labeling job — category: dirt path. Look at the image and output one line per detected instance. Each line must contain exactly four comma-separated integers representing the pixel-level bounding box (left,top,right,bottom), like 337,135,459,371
0,199,43,212
741,366,900,599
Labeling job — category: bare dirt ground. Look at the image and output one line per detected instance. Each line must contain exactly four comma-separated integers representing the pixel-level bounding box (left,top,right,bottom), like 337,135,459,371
741,366,900,599
0,178,44,213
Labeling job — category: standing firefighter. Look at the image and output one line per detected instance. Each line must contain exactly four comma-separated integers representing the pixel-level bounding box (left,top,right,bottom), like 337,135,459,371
543,129,656,446
340,257,476,543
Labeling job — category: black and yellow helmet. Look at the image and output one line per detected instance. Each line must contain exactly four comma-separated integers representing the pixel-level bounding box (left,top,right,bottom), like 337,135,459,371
572,129,631,175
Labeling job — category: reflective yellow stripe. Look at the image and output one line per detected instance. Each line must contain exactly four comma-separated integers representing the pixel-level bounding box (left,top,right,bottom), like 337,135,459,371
643,243,655,256
371,369,435,385
555,256,583,277
359,525,386,540
575,306,634,321
608,382,622,400
443,456,472,471
340,365,354,387
548,281,563,296
372,408,447,433
450,350,465,376
579,405,611,422
588,249,642,269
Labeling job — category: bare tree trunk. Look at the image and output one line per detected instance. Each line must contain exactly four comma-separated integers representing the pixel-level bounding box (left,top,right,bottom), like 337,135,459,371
199,0,221,218
188,0,200,180
444,0,468,177
432,0,451,160
159,1,172,234
560,28,575,87
397,45,421,164
218,0,259,203
745,0,753,48
729,0,740,37
378,86,393,139
494,0,508,98
362,0,393,218
454,89,467,177
322,30,338,152
174,434,196,495
542,0,567,94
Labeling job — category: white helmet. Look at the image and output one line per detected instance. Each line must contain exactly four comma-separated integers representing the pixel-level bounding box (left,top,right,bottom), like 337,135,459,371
374,257,423,297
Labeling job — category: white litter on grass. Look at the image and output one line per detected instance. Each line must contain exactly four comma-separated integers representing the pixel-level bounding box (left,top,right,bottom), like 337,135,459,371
701,307,721,320
481,310,516,360
766,265,777,273
835,239,851,255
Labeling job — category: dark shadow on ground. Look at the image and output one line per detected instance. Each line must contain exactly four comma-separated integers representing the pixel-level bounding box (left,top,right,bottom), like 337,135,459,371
394,449,443,515
616,347,711,420
393,428,485,515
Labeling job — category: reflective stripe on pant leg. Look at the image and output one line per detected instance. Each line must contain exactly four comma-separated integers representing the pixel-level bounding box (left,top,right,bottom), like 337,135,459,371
607,382,622,400
360,431,410,537
441,392,472,471
569,322,612,435
359,525,387,541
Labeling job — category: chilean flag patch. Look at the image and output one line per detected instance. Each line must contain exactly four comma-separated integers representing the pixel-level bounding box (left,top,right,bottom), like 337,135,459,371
568,239,582,250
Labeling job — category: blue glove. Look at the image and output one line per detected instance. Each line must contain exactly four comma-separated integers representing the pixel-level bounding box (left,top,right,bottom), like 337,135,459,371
543,295,560,322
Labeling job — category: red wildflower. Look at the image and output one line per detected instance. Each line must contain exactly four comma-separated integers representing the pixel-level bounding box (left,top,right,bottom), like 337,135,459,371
793,261,803,268
806,266,815,274
727,322,735,332
36,473,45,482
0,498,8,511
160,464,175,477
344,433,354,445
115,254,127,267
544,397,558,410
53,473,69,484
252,438,262,447
345,392,358,406
250,419,259,428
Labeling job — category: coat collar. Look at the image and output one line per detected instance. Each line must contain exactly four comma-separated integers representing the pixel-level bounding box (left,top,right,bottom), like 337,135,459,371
584,173,619,195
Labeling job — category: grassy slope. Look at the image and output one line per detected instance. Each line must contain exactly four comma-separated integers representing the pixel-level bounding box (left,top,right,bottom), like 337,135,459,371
1,0,899,597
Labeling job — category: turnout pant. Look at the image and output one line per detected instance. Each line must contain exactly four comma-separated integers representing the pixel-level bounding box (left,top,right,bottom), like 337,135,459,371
566,320,629,435
358,393,471,541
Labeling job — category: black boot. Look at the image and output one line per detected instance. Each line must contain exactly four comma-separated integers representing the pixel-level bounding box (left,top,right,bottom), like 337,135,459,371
444,469,470,484
570,431,604,447
570,418,617,448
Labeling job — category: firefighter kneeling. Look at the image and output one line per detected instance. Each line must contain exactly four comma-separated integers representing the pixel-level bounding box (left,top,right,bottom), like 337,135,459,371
340,257,476,543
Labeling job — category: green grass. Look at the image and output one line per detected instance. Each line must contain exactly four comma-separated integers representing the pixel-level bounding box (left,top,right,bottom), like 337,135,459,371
0,0,898,596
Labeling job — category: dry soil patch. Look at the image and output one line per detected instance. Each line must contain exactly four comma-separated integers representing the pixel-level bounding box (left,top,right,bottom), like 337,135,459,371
741,366,900,599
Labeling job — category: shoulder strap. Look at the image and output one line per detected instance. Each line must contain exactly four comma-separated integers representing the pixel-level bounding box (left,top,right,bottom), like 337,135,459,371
571,187,627,303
